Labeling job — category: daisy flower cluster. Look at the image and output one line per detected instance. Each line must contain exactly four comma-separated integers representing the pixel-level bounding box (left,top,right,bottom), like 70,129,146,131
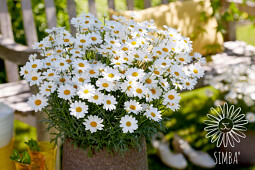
21,13,205,152
205,63,255,127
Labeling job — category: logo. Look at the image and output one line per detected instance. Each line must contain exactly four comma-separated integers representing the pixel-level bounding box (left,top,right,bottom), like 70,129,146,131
204,102,248,148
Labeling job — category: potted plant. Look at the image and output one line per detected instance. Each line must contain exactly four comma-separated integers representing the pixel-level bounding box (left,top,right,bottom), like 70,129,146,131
26,139,56,170
10,150,32,170
20,13,205,169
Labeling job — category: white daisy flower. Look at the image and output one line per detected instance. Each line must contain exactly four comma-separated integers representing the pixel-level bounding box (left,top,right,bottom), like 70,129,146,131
102,68,121,81
42,69,58,81
27,59,43,71
103,95,117,111
77,84,96,100
54,58,70,72
89,90,104,105
125,68,145,80
20,65,30,78
124,100,142,114
120,115,138,133
25,71,43,86
163,89,181,105
189,63,204,78
57,84,76,100
96,78,115,92
39,81,56,96
83,115,104,133
69,101,88,119
246,112,255,123
144,106,162,121
133,84,147,99
28,94,48,112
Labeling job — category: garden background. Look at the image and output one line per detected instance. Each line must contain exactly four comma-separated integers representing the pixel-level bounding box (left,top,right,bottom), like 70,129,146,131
0,0,255,169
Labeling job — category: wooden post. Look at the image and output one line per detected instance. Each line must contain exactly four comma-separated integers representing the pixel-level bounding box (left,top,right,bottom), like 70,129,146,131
67,0,77,36
0,0,20,82
126,0,134,10
161,0,168,4
88,0,97,17
144,0,151,8
108,0,115,10
44,0,57,28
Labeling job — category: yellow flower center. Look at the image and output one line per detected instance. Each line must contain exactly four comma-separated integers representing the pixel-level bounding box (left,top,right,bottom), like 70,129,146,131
106,100,111,105
150,89,156,94
85,21,89,24
91,37,97,41
25,70,28,74
151,112,156,117
122,47,128,51
168,95,175,100
39,44,44,47
60,78,66,82
34,100,41,106
80,39,86,43
108,73,114,78
132,72,138,77
130,105,136,110
110,41,115,44
162,48,168,52
89,70,96,74
156,51,162,55
154,71,160,75
131,41,136,45
186,82,190,86
32,76,38,81
126,121,131,127
32,64,37,68
64,90,70,95
48,73,54,77
84,90,89,94
60,63,65,66
193,69,198,74
174,72,180,76
78,63,85,67
93,95,99,100
146,79,152,84
64,39,69,42
102,83,109,88
179,58,185,61
79,78,84,82
90,121,97,127
76,107,82,112
136,88,142,94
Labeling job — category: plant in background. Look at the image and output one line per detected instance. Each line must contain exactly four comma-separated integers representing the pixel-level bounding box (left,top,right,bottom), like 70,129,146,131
10,150,31,164
25,139,41,151
20,13,205,155
206,63,255,129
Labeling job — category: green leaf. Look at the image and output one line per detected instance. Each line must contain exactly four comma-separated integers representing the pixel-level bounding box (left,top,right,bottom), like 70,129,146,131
25,138,41,151
21,151,31,164
10,150,21,162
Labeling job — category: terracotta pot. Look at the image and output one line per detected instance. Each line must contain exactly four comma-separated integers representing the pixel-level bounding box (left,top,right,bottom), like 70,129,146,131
62,138,148,170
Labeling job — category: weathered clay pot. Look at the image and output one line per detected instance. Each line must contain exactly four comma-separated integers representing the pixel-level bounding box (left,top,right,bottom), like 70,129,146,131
62,138,148,170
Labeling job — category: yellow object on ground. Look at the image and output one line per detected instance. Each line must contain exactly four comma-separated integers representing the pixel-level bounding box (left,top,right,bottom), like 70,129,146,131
0,138,15,170
28,141,57,170
110,0,223,56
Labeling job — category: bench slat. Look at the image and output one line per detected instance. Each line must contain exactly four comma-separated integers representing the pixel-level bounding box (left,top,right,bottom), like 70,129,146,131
44,0,57,28
21,0,38,47
67,0,77,36
88,0,97,17
0,36,38,65
0,0,19,82
0,80,30,98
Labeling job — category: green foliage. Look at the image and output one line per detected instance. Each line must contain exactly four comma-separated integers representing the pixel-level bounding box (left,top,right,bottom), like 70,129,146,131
25,139,40,151
43,90,168,156
10,150,31,164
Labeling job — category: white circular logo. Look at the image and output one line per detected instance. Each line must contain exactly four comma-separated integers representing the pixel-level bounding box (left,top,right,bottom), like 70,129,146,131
204,103,248,147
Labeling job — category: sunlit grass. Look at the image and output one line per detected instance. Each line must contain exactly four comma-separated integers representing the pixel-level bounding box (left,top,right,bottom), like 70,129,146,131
237,24,255,46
